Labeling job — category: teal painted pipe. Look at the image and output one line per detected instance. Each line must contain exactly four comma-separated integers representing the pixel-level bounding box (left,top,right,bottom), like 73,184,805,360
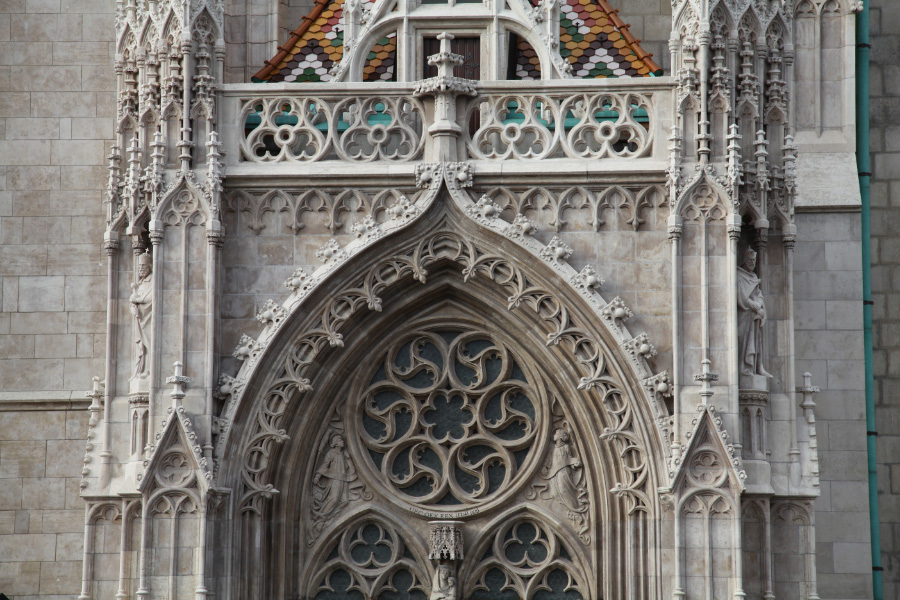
856,1,883,598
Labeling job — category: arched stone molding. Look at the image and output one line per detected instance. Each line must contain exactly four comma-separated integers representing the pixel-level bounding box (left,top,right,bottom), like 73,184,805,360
210,165,674,598
263,295,621,598
135,375,213,600
459,505,595,600
215,165,671,496
672,171,731,222
771,498,820,599
669,405,747,600
302,507,434,599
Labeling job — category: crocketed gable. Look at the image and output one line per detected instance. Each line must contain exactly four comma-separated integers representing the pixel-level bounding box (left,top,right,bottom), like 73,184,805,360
254,0,661,82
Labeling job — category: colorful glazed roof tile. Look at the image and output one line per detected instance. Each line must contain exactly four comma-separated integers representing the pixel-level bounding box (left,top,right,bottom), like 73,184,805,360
254,0,660,82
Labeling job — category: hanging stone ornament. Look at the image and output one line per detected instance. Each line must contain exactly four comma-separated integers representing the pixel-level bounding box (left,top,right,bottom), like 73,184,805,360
428,520,464,561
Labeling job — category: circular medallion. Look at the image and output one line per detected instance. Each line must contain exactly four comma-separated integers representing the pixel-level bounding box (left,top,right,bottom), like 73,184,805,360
351,327,546,513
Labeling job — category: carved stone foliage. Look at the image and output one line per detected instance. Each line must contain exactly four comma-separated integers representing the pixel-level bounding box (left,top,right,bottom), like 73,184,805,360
239,95,426,162
226,188,420,234
464,92,654,160
228,226,659,515
307,517,430,600
475,184,667,231
462,516,588,600
354,327,544,510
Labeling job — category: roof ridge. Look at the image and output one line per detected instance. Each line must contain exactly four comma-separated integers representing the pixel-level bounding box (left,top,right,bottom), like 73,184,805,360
257,0,662,82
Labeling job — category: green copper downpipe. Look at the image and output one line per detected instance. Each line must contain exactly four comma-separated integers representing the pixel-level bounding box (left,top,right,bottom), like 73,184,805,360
856,1,883,598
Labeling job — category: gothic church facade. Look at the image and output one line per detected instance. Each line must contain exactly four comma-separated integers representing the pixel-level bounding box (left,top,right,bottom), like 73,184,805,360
0,0,880,597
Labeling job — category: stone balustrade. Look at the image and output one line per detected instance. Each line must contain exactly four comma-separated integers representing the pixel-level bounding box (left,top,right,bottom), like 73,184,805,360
219,78,675,169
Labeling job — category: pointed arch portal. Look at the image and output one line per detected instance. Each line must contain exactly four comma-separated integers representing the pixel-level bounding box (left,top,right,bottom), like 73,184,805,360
212,179,680,600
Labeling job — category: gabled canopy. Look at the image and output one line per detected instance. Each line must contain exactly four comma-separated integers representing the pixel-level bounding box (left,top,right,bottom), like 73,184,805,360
254,0,661,82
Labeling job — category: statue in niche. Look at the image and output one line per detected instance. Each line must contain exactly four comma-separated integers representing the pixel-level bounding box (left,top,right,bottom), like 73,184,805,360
527,426,590,542
310,433,367,541
429,564,457,600
129,251,153,378
737,248,772,380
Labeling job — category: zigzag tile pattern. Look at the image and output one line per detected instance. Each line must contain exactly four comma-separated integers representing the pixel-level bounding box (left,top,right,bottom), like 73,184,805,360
258,0,659,82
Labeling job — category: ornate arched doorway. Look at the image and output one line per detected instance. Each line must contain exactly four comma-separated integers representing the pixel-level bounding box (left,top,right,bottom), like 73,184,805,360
215,188,670,599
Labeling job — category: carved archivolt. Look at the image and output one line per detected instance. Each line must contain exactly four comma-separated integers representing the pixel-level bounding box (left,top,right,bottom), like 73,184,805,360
225,226,664,513
215,169,669,525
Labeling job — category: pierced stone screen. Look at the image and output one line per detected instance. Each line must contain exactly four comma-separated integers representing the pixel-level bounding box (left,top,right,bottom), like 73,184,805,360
355,328,543,509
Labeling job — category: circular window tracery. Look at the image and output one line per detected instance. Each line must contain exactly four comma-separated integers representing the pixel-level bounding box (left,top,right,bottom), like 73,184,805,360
353,327,546,510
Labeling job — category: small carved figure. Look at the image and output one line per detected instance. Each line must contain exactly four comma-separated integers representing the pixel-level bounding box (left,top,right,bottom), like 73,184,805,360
429,564,457,600
528,427,590,541
129,252,153,377
311,434,361,538
546,428,589,527
737,248,772,378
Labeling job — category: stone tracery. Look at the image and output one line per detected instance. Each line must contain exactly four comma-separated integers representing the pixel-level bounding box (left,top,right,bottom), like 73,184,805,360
355,328,544,509
69,0,844,591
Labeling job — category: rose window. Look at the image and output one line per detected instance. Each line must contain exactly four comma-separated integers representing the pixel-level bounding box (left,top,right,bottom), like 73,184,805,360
354,328,544,509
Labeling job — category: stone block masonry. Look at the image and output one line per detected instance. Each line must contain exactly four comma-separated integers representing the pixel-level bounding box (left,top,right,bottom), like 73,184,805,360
0,0,113,594
871,1,900,597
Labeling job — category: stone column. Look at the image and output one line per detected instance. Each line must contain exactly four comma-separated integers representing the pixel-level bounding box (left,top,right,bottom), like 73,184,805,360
148,222,164,438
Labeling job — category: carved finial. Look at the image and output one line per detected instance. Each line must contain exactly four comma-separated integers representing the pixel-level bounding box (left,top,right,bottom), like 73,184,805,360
352,215,381,240
316,238,348,264
166,361,190,402
216,374,240,400
797,371,820,425
693,358,718,404
505,214,538,239
388,195,420,221
465,195,501,222
85,376,103,406
574,264,603,289
233,335,258,361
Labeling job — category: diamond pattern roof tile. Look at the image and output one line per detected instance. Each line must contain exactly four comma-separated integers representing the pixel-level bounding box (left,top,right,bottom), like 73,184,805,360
254,0,660,82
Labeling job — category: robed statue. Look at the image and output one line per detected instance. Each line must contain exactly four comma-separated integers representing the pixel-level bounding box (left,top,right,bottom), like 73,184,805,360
311,434,364,538
129,251,153,377
429,564,457,600
737,248,772,379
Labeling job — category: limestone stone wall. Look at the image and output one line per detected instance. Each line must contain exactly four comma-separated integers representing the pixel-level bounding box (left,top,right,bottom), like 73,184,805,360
0,407,88,598
793,210,872,598
0,0,114,595
869,0,900,596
